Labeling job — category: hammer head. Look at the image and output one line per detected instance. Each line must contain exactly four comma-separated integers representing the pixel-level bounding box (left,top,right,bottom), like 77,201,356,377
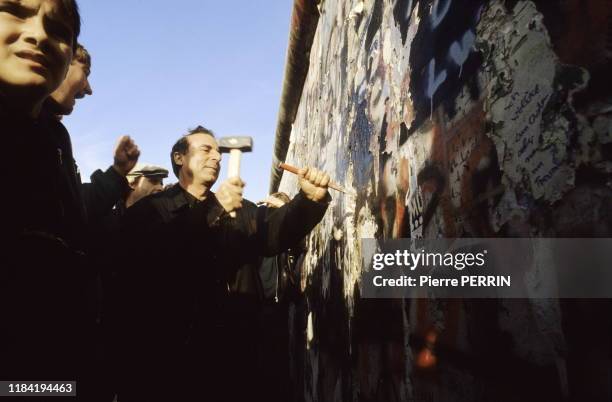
218,136,253,153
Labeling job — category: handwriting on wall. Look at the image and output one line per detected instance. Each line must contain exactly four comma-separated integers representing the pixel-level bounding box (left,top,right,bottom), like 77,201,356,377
484,1,576,202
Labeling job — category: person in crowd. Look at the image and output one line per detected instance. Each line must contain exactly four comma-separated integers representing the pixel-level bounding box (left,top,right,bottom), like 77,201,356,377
256,191,307,402
44,42,141,220
87,163,168,402
0,0,89,384
46,42,91,116
124,163,168,207
116,125,331,401
0,4,139,395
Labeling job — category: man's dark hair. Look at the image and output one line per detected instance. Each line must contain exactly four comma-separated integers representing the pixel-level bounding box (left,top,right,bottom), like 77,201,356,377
57,0,81,51
170,125,215,178
74,44,91,71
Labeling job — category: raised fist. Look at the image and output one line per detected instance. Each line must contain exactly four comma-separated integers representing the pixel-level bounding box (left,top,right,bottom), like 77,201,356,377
112,135,140,176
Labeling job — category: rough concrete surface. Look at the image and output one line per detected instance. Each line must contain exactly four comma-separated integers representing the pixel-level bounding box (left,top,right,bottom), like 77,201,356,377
276,1,612,401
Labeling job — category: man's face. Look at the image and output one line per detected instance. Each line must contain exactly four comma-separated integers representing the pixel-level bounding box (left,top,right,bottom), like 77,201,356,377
130,176,164,206
0,0,74,101
49,58,91,115
175,133,221,187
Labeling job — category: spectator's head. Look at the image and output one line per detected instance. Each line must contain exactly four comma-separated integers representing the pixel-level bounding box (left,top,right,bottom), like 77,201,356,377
47,42,91,115
171,125,220,188
125,163,169,208
0,0,81,116
260,192,290,209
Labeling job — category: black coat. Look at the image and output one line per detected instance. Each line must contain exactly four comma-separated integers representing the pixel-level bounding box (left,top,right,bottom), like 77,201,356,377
0,106,128,388
116,184,329,401
0,109,88,384
82,167,131,223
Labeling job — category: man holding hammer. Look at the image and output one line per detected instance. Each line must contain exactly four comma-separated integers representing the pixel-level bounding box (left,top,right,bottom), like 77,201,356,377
115,125,330,402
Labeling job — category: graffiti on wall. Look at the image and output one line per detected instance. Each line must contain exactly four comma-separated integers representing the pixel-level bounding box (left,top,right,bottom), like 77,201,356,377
408,0,484,132
277,0,612,400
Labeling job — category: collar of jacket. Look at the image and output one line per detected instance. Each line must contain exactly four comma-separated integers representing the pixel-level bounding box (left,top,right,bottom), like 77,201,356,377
166,183,221,214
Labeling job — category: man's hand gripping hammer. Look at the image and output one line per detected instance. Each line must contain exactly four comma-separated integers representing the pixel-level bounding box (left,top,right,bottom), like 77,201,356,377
218,136,253,218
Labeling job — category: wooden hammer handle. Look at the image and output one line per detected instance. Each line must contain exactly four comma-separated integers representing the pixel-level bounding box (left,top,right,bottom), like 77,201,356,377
278,162,349,194
228,149,243,218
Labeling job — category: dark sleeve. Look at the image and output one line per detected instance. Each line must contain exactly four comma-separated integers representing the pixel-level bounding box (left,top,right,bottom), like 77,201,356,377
82,167,130,221
237,191,330,257
269,191,329,254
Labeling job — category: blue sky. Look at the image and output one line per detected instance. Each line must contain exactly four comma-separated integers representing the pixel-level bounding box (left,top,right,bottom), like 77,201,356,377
65,0,294,203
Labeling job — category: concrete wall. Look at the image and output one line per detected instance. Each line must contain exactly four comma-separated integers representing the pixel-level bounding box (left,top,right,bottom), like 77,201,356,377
277,0,612,401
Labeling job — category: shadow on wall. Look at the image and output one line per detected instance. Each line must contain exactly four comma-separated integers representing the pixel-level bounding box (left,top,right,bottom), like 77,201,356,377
278,0,612,400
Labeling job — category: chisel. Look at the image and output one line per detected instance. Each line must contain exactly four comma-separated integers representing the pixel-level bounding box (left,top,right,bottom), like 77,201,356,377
278,162,353,195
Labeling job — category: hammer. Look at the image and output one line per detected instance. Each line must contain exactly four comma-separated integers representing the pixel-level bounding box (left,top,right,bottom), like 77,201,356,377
218,136,253,217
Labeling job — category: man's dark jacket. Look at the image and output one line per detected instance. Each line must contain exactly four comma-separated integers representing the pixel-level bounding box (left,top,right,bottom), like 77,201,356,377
116,184,328,401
